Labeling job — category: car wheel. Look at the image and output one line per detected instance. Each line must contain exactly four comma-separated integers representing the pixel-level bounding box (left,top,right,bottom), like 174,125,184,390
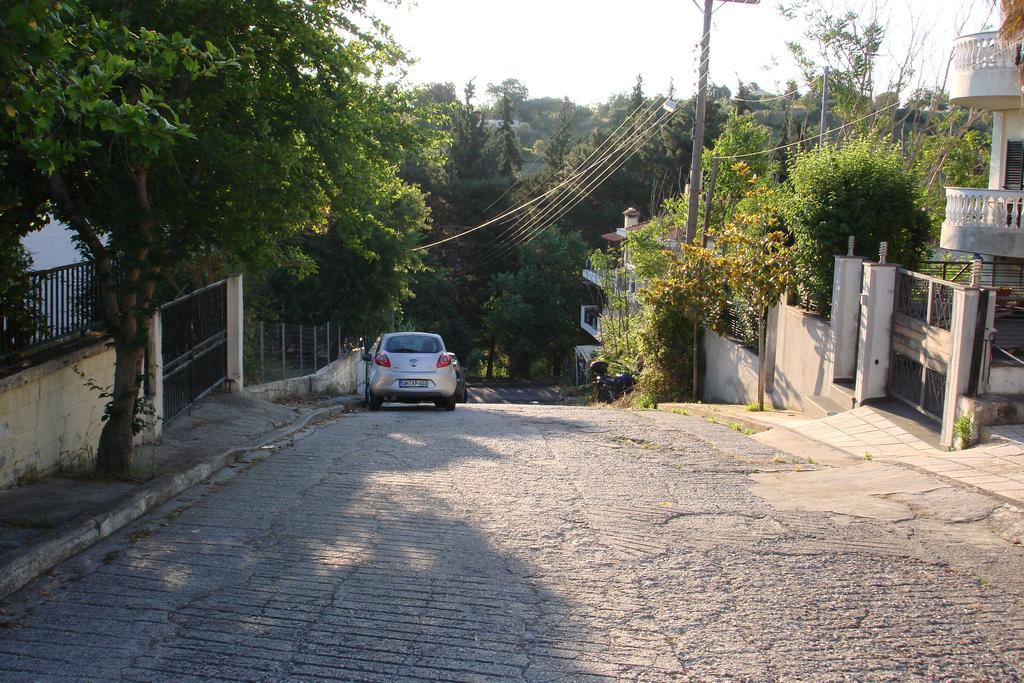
444,396,457,411
368,391,383,411
460,387,468,403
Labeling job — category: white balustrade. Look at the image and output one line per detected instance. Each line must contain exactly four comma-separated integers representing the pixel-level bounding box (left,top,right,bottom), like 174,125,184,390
945,187,1024,230
952,32,1020,72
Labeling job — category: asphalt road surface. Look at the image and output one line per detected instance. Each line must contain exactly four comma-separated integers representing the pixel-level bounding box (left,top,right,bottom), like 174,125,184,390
2,404,1024,680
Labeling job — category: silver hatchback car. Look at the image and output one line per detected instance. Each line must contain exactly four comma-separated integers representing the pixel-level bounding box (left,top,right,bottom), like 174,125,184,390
362,332,459,411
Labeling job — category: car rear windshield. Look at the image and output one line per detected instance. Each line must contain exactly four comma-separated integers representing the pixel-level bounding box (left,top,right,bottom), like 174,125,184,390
384,335,441,353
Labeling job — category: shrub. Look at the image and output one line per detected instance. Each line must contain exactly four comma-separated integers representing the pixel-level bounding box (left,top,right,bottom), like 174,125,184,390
784,137,931,312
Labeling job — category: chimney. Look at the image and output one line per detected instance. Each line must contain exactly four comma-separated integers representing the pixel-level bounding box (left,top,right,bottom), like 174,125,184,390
623,207,641,230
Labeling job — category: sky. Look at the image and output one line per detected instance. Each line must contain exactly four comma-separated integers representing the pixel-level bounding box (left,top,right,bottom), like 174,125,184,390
369,0,998,105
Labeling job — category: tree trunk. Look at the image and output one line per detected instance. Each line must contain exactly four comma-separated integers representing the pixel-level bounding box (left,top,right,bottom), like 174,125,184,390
95,338,145,474
757,310,766,411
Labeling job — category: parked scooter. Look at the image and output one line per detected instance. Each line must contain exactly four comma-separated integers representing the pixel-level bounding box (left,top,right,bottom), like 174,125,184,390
588,360,635,402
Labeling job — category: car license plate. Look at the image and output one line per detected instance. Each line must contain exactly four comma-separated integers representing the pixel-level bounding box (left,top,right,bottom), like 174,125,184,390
399,379,428,388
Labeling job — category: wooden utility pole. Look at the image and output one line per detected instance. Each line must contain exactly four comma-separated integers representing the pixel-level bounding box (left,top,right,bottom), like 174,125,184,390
684,0,715,246
684,0,759,246
818,66,830,145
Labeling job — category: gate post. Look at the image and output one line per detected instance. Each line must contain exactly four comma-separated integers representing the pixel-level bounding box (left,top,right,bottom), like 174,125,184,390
831,255,865,381
940,287,982,449
854,261,898,405
144,311,164,440
226,274,244,392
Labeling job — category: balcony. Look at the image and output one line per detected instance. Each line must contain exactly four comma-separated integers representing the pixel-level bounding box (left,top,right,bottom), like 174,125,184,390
949,31,1021,110
583,259,603,286
941,187,1024,257
580,305,601,340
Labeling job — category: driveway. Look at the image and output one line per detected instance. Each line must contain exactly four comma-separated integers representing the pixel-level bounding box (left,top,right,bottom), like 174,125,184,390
2,404,1023,680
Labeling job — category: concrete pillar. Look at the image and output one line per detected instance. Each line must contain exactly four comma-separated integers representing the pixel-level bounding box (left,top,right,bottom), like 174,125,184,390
140,312,163,441
830,256,865,382
854,262,898,404
763,301,780,396
940,287,982,449
226,274,244,392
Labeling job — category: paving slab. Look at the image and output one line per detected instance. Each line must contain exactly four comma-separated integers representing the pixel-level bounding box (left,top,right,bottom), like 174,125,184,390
0,391,360,600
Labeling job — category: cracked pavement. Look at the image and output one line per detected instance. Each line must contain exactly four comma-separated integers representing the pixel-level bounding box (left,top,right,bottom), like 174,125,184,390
1,404,1024,680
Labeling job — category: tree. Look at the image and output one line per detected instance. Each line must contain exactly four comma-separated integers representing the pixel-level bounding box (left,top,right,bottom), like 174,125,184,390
541,99,577,174
783,137,931,312
716,224,797,411
483,228,587,378
3,0,433,474
639,242,727,402
1002,0,1024,85
492,88,523,178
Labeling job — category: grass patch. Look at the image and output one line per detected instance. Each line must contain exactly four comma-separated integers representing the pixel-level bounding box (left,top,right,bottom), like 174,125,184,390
745,403,763,412
863,452,874,461
671,408,689,416
126,527,154,544
727,421,756,435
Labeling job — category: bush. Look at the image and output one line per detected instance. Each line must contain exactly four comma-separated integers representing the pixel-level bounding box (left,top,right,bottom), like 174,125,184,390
784,137,931,312
637,297,695,403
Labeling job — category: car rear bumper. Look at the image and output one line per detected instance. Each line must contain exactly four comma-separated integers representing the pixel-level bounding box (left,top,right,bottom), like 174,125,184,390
369,371,457,399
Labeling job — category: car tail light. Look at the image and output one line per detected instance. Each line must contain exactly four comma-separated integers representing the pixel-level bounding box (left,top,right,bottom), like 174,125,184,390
373,352,391,367
436,353,453,368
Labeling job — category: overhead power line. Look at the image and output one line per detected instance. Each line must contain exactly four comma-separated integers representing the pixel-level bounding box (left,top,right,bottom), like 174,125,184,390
412,97,668,252
468,103,676,266
468,105,681,271
472,99,670,256
713,100,900,161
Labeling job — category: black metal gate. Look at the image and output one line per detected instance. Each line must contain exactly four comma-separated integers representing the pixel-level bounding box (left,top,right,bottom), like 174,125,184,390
161,280,227,423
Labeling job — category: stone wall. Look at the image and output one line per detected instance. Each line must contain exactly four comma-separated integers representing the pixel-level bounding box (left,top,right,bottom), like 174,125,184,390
0,336,115,488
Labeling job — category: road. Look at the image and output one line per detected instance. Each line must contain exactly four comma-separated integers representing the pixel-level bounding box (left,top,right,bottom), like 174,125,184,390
465,381,563,405
2,404,1024,680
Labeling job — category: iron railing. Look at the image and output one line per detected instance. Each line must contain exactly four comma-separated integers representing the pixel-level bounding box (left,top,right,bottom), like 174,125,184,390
245,321,350,386
920,259,1024,297
895,269,955,331
1,261,101,363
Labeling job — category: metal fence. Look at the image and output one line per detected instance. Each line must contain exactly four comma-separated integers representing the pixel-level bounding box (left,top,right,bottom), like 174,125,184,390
719,299,759,350
920,259,1024,296
245,321,351,386
1,261,101,364
161,280,228,423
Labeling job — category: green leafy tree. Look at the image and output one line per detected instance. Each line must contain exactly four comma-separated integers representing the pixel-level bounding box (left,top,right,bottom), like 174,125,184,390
2,0,433,474
639,243,727,402
483,228,587,378
716,224,797,411
783,137,931,312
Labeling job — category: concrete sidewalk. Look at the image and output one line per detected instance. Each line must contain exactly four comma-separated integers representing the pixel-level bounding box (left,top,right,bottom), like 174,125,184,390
0,391,360,600
659,401,1024,508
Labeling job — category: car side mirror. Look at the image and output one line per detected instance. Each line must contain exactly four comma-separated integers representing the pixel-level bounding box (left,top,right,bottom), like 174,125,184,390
361,352,372,362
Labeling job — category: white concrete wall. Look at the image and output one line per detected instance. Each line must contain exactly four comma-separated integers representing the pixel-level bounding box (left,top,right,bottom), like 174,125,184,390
987,365,1024,395
702,329,763,407
989,110,1024,190
771,306,833,411
0,337,115,488
703,303,832,411
244,349,364,402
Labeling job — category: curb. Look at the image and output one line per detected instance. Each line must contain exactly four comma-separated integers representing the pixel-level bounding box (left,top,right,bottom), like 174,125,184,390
0,398,359,601
657,403,772,435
